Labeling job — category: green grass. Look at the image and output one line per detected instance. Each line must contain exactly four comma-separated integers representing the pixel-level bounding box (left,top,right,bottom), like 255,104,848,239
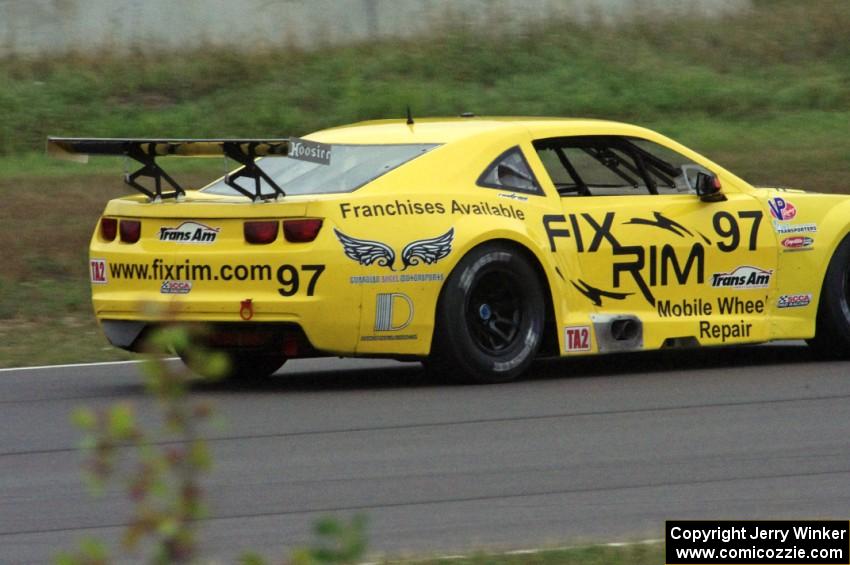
391,542,664,564
1,0,849,367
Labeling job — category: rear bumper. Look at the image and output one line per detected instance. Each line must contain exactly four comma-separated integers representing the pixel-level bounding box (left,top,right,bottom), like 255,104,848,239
101,319,318,358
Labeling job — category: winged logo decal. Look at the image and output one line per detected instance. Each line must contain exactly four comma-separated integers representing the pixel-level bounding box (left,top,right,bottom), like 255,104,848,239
334,228,396,269
401,228,454,269
334,228,454,271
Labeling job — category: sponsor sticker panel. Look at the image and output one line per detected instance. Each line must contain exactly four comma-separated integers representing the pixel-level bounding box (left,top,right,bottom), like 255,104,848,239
768,197,797,221
778,293,812,309
90,258,107,284
160,280,192,295
710,266,773,290
781,236,814,251
774,220,817,235
158,221,220,244
564,325,591,352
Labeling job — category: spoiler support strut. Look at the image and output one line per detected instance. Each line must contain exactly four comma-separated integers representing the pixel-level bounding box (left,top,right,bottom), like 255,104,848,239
222,142,285,202
45,137,304,203
125,143,185,202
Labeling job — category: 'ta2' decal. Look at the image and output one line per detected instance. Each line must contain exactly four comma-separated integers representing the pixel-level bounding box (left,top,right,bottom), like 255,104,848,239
564,326,591,352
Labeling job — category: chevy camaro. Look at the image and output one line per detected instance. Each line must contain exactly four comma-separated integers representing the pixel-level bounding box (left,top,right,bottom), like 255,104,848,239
47,117,850,382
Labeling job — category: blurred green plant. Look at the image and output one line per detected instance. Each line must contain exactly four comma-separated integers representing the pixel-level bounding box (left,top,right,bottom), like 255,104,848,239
57,325,226,564
56,322,368,564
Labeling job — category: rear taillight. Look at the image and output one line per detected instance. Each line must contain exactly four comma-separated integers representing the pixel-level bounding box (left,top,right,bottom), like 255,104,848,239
120,220,141,243
244,221,279,244
100,217,117,241
283,219,323,243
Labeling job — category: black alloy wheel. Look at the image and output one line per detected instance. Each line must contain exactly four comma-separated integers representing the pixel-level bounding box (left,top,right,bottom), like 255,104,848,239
430,243,545,383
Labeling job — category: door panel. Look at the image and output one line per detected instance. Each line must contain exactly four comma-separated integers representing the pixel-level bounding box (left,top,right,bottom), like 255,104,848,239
559,193,776,348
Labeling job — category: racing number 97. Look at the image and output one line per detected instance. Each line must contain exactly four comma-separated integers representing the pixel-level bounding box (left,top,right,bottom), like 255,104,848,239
712,211,762,252
277,264,325,297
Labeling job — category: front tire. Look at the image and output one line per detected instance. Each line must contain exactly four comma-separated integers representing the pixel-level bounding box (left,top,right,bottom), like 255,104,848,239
807,236,850,358
430,243,545,383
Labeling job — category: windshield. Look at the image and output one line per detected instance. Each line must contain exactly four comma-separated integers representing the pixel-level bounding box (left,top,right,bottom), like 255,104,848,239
203,143,438,197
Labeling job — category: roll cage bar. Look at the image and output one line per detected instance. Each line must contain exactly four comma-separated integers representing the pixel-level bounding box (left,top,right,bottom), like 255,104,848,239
534,136,681,196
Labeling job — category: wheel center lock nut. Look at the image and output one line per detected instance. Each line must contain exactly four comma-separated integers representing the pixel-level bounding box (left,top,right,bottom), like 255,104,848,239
479,303,492,321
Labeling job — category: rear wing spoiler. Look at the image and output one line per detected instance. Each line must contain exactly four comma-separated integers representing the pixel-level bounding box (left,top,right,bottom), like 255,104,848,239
46,137,329,202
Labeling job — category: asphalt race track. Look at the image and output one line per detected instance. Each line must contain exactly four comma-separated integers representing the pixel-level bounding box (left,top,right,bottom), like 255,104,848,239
2,343,849,563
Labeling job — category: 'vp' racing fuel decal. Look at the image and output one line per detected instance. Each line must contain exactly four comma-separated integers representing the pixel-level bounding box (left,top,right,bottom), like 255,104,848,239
768,197,797,221
335,228,454,272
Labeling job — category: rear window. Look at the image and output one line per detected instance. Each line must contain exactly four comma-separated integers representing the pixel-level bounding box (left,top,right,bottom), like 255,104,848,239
203,143,438,197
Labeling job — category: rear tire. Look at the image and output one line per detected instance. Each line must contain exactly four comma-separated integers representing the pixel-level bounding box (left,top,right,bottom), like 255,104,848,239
430,243,545,383
807,236,850,358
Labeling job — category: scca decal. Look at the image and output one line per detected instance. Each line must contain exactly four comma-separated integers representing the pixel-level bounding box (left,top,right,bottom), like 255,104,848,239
778,293,812,308
160,280,192,294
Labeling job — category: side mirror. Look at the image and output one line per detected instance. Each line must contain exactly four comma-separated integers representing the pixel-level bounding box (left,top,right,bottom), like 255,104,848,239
695,171,726,202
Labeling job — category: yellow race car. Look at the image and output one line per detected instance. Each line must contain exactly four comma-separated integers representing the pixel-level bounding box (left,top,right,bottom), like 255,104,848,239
48,117,850,383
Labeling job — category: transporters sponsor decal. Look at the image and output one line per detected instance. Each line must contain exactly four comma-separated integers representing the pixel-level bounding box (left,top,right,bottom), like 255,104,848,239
773,220,817,234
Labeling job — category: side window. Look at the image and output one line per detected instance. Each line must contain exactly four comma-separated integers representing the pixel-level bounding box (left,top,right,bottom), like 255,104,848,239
533,136,710,197
627,138,711,194
477,147,543,195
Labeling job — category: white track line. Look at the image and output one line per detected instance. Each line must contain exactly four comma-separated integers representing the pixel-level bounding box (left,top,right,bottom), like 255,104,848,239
360,538,664,564
0,358,178,373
